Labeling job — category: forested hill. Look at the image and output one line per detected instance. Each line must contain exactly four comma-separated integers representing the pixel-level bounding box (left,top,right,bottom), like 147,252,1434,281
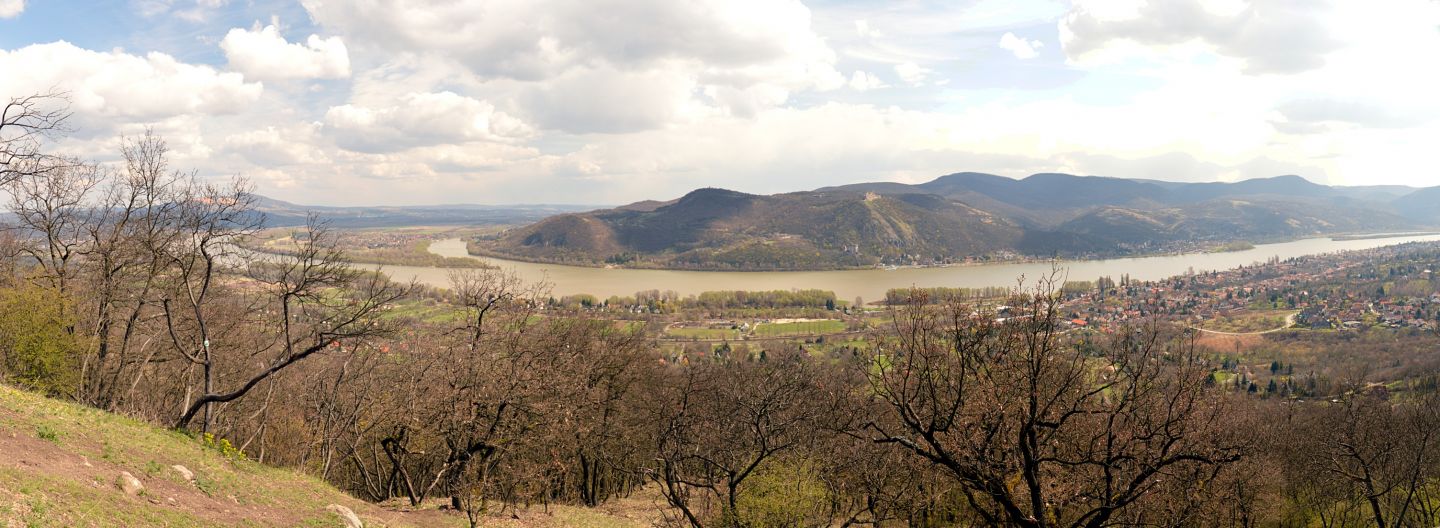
476,188,1027,270
474,173,1431,270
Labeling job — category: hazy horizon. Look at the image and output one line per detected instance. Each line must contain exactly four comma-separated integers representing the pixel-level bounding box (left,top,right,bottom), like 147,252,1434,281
4,0,1439,206
257,172,1426,208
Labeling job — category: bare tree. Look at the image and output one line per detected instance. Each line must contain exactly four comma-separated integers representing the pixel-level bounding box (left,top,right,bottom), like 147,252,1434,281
0,91,72,186
863,278,1245,527
81,130,187,408
404,269,546,513
650,351,840,528
159,176,262,431
1289,390,1440,527
172,217,409,430
5,159,99,295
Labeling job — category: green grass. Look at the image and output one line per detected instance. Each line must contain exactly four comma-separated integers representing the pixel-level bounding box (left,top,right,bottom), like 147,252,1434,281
753,320,847,337
0,384,462,527
665,327,741,340
380,298,466,324
34,424,58,443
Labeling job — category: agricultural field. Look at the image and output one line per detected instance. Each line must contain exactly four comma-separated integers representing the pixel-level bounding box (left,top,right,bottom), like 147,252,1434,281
752,319,848,337
664,326,742,340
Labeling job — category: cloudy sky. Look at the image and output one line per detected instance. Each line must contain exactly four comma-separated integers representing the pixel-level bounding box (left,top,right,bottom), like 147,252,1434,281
2,0,1438,205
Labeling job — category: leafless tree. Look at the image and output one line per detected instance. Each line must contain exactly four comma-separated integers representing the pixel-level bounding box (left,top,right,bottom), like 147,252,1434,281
650,351,841,528
81,130,188,408
0,91,72,186
863,277,1245,527
1288,390,1440,527
5,159,99,295
171,216,409,430
159,176,262,431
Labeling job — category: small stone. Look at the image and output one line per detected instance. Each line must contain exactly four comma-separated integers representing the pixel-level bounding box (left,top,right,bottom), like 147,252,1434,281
171,464,194,482
326,504,364,528
81,456,93,467
116,471,144,496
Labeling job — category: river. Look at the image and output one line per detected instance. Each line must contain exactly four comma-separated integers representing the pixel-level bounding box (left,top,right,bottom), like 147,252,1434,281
354,234,1440,302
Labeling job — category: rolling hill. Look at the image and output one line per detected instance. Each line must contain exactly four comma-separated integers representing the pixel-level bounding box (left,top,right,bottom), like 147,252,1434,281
1393,186,1440,224
476,188,1025,270
473,173,1435,270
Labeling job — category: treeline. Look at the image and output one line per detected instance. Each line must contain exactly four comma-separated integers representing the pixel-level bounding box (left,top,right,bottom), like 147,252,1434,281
690,289,837,309
594,288,843,312
883,285,1011,304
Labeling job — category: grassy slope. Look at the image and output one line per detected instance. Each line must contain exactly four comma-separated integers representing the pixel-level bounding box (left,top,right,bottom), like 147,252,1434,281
0,385,656,527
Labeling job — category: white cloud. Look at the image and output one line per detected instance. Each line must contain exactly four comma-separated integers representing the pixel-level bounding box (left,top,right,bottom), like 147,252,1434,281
8,0,1440,204
893,62,932,86
324,91,532,153
854,19,881,38
302,0,844,131
223,123,327,166
848,71,887,91
0,41,262,122
304,0,832,77
0,0,24,19
1060,0,1343,73
998,32,1043,59
221,25,351,81
521,65,701,133
133,0,230,22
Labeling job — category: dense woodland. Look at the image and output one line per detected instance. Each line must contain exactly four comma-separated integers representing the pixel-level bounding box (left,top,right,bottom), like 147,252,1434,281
6,94,1440,527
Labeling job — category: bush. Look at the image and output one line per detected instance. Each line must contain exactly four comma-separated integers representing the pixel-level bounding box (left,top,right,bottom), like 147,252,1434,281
0,284,83,397
201,432,247,460
730,460,830,528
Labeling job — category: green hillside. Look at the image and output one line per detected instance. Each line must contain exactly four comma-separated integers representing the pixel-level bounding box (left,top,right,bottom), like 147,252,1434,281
0,385,652,527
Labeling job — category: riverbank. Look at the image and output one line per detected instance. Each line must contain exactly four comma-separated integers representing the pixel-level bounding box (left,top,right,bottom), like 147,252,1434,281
468,232,1437,273
395,235,1440,302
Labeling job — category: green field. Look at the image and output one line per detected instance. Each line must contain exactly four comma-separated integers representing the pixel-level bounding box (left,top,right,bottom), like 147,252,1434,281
753,320,847,337
379,298,466,324
664,327,742,340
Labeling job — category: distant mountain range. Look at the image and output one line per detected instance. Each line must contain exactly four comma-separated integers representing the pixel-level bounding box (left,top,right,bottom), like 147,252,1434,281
473,173,1439,271
252,196,597,228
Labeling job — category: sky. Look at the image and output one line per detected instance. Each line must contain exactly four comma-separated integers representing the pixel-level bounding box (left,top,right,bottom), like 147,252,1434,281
1,0,1438,206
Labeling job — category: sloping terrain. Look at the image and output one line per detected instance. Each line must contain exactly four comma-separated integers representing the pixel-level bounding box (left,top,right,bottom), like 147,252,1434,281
828,173,1426,226
1393,186,1440,224
480,188,1025,269
0,385,653,527
1041,199,1415,251
477,173,1435,270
